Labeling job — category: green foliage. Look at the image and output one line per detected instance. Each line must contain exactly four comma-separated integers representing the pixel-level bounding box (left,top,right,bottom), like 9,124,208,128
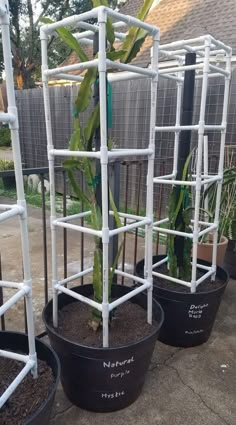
121,0,153,64
202,167,236,241
0,159,14,170
40,17,89,63
167,152,193,281
0,128,11,147
51,0,154,329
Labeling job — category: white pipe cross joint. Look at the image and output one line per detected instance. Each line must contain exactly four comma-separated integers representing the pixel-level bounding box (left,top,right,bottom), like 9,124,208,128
22,282,32,295
102,227,109,244
100,146,108,164
193,230,199,244
102,302,110,318
8,106,19,130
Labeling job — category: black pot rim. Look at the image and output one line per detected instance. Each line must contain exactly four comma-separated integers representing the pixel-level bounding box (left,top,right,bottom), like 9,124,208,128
136,256,229,297
42,284,164,352
0,330,60,425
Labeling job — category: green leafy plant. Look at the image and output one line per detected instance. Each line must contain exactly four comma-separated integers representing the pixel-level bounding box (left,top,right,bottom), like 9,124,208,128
0,127,11,147
42,0,154,330
202,167,236,241
167,152,193,281
0,159,14,170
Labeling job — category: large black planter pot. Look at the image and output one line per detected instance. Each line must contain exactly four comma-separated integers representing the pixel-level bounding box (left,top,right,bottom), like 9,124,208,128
223,239,236,279
0,331,60,425
136,256,229,348
43,284,164,412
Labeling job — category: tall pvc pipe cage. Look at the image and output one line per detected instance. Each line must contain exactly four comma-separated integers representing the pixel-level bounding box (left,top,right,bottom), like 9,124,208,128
0,0,37,409
40,6,160,348
154,35,232,293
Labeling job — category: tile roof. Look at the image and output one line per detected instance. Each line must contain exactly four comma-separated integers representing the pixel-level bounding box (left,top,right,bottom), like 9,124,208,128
133,0,236,67
61,0,235,72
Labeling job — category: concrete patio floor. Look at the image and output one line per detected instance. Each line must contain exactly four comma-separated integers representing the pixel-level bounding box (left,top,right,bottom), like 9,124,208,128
0,199,235,424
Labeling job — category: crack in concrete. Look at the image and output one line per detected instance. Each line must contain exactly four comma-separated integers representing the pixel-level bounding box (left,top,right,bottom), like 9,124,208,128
50,404,74,423
166,363,231,425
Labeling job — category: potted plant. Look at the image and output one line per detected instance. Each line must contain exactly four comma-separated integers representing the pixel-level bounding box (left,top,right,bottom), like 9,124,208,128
0,159,16,190
42,0,164,412
136,43,231,348
196,168,236,266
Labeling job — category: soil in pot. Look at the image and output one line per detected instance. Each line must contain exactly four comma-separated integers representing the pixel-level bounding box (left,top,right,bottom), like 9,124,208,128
155,263,224,293
136,256,228,348
44,284,164,412
57,299,157,348
0,358,54,425
0,332,60,425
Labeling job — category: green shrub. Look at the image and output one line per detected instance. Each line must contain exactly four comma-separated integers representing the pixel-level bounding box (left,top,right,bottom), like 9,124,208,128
0,159,14,170
0,127,11,147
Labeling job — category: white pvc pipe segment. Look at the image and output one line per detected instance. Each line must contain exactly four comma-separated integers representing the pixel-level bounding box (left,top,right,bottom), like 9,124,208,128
109,282,151,312
153,226,193,239
58,267,93,286
152,257,168,269
196,269,214,286
191,38,211,293
153,178,196,186
115,269,148,285
41,34,59,328
0,360,35,409
152,271,191,288
0,112,15,122
0,207,22,222
211,55,231,275
41,8,99,34
106,59,157,78
0,280,23,289
98,12,110,348
0,288,26,317
106,7,158,35
56,211,91,223
198,224,217,237
54,220,102,238
57,285,103,312
49,149,101,159
109,218,151,237
108,148,153,158
45,59,99,77
0,350,29,363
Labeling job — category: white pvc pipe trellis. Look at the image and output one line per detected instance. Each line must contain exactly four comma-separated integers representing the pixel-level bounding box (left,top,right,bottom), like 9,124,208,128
41,6,159,347
153,34,232,293
0,0,37,409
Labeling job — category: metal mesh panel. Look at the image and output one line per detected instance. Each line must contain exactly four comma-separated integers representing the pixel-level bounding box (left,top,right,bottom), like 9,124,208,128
17,67,236,215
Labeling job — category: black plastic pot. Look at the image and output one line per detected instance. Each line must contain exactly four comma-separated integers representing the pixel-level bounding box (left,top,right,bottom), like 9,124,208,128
136,256,229,348
223,239,236,279
43,284,164,412
0,331,60,425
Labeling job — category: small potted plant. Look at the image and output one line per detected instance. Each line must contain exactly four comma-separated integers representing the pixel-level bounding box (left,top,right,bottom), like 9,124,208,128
0,159,15,190
197,167,236,266
42,0,164,412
